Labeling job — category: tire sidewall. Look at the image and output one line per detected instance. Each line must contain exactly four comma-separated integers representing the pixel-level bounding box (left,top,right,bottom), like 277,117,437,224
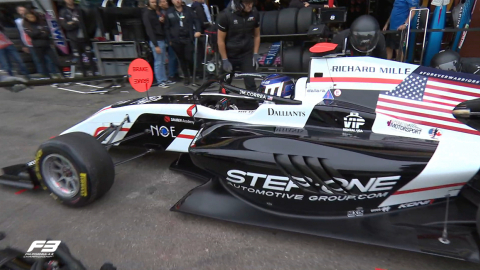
35,144,94,207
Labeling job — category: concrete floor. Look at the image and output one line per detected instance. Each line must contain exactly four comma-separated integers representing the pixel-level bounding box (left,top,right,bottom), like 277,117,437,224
0,81,479,270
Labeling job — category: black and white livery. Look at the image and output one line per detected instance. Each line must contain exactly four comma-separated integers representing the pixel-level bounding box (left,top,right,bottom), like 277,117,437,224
1,43,480,263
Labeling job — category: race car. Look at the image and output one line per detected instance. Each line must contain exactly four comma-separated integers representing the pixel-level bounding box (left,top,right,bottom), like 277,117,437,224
1,43,480,263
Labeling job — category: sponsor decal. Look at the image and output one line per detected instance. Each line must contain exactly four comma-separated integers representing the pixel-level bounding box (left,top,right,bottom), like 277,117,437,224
344,112,365,132
114,100,131,106
370,206,391,213
150,125,176,137
35,150,43,181
248,16,254,21
309,192,389,201
331,66,411,74
240,89,267,99
80,173,88,197
418,71,480,84
237,110,255,114
167,117,195,124
428,128,442,138
226,170,400,201
27,160,36,167
387,119,422,135
234,19,238,24
334,89,342,96
24,240,61,258
306,89,326,93
267,108,306,117
45,11,68,53
330,15,336,20
274,127,306,135
398,199,433,209
323,90,334,100
347,207,364,217
132,96,162,105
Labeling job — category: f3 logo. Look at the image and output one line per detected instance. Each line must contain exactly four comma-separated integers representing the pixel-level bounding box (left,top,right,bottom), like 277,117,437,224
27,240,61,253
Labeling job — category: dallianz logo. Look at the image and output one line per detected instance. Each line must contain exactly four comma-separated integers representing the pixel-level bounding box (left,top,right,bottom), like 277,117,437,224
24,240,61,258
267,108,305,117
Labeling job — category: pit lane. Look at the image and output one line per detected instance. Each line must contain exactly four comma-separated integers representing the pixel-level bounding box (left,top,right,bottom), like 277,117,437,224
0,84,478,270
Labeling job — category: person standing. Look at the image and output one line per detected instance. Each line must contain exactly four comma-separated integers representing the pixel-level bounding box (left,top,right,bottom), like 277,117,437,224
23,10,63,79
160,0,180,82
143,0,175,88
216,0,260,91
165,0,202,85
15,5,44,75
191,0,209,79
383,0,420,60
58,0,97,77
0,23,30,79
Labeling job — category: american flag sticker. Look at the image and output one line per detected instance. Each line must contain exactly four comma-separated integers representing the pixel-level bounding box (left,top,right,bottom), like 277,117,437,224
374,68,480,136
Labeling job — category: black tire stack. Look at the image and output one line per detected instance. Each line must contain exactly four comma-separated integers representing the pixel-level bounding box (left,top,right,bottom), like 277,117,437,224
259,7,316,74
282,44,312,73
260,7,316,36
3,27,37,75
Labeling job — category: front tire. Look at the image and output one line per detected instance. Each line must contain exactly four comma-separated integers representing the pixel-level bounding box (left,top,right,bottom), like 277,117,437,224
35,132,115,207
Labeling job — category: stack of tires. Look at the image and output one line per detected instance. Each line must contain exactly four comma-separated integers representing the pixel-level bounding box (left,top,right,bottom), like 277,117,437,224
282,44,312,73
2,27,37,75
259,7,316,35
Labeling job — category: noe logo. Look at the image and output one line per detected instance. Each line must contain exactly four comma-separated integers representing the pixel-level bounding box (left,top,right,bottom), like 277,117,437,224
24,240,61,258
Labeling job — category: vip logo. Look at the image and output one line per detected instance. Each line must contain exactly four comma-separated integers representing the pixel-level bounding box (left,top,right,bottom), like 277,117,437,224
344,112,365,131
24,240,61,258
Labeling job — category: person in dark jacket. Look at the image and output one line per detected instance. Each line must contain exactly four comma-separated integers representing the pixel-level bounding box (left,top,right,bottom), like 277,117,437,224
143,0,175,88
217,0,260,91
59,0,96,77
191,0,209,79
160,0,180,82
23,11,62,79
165,0,202,85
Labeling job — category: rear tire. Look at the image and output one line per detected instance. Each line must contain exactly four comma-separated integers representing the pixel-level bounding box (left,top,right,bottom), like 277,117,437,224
35,132,115,207
283,45,302,72
297,7,315,34
302,45,312,72
277,8,298,35
262,11,279,36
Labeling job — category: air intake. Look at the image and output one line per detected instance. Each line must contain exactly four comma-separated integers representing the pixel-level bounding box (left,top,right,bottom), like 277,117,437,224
273,154,352,195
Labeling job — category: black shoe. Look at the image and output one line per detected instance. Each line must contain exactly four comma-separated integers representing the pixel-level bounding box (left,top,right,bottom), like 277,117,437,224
184,77,190,86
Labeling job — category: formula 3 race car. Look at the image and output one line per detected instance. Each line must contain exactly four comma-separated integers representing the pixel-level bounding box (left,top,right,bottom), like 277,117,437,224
1,43,480,263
